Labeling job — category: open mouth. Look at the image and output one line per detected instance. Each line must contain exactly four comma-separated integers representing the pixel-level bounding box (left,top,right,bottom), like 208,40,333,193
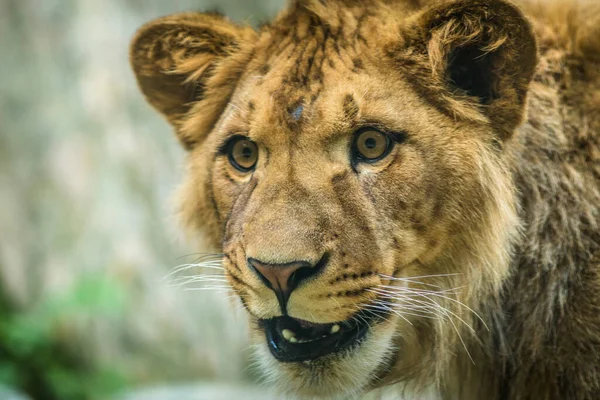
261,313,373,362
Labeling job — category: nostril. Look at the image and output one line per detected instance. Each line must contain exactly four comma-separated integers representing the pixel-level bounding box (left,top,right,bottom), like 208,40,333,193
288,265,316,292
288,253,328,291
248,260,273,289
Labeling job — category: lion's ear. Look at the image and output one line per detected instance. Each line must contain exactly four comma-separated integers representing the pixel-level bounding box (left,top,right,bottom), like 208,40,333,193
130,13,255,149
397,0,538,138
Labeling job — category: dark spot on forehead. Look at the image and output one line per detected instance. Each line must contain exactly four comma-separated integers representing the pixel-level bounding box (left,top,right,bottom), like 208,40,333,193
259,64,270,75
283,97,306,129
292,104,304,121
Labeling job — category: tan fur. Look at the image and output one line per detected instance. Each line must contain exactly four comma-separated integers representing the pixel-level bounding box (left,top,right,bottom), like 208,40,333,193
129,1,600,399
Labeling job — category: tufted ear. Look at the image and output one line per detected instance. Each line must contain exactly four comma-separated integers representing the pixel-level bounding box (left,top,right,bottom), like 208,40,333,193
130,13,256,150
394,0,538,139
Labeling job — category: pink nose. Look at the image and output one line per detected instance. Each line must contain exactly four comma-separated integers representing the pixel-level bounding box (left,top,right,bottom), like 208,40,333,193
248,257,324,313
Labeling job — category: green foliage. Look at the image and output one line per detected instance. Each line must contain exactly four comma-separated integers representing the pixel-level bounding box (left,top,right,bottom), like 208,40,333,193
0,276,128,400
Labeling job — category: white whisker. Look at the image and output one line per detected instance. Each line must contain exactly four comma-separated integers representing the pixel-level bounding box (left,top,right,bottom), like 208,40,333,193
380,287,488,331
372,285,463,298
377,274,445,289
169,279,230,289
364,301,414,326
176,252,224,261
378,288,476,363
366,276,484,364
183,286,233,292
363,303,439,320
369,286,480,334
379,272,461,281
164,262,224,280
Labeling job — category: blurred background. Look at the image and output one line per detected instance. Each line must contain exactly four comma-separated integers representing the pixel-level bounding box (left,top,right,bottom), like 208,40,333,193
0,0,285,399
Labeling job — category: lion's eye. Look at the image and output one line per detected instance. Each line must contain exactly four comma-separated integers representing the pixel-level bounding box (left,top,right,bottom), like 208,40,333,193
353,129,391,162
228,138,258,172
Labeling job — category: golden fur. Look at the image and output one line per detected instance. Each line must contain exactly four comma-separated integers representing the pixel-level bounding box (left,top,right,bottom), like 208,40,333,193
130,0,600,398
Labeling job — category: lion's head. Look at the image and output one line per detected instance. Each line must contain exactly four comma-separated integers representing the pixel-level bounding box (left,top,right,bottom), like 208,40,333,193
130,0,537,397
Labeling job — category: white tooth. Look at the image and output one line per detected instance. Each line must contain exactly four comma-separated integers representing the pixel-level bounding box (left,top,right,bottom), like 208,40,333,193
331,324,341,334
282,329,295,341
289,336,298,343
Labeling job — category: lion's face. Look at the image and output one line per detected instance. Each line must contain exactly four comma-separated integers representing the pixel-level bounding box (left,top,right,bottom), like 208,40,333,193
208,73,474,396
130,0,537,397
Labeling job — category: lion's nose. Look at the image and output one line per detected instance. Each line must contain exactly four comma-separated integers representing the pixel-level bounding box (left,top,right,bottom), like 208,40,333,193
248,256,326,313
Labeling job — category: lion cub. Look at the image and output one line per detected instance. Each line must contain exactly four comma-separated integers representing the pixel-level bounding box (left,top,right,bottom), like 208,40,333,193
130,0,600,398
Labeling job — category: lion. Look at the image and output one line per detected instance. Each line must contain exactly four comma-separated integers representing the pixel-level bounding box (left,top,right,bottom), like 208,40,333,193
129,0,600,398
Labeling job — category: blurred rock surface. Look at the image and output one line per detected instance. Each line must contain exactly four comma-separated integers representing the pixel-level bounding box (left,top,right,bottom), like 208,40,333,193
0,0,284,396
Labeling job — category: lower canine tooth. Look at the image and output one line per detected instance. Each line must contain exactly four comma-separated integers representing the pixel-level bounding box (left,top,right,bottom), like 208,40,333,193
288,336,298,343
282,329,295,341
331,324,341,334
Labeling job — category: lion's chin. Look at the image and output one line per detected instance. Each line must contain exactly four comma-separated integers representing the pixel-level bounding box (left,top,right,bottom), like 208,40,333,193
253,318,398,399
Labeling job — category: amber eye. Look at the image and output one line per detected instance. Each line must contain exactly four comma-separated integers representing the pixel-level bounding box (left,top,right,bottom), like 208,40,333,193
353,129,391,162
227,137,258,172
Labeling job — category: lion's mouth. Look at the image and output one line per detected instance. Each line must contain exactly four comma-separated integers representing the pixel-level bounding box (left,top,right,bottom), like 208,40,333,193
261,314,372,362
